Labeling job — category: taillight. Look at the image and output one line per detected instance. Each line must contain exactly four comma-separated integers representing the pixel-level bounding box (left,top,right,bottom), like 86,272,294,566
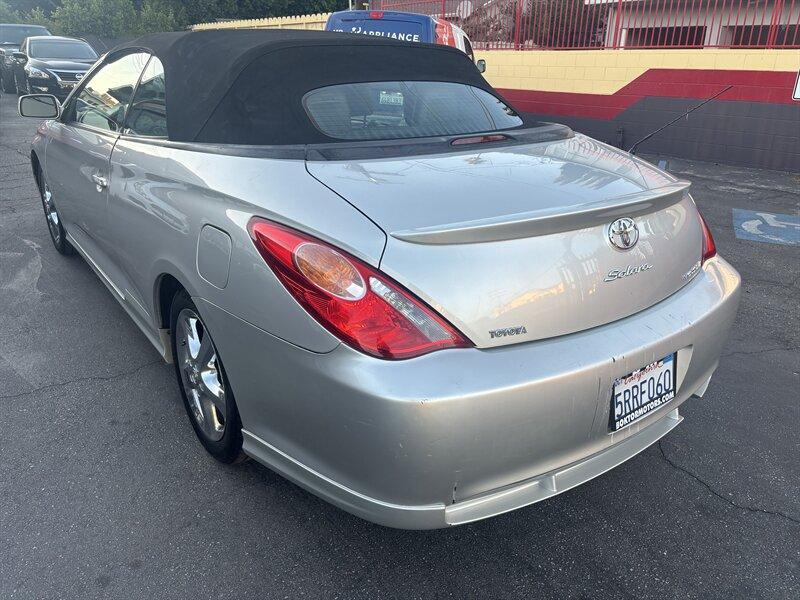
434,18,455,46
451,134,508,146
369,11,384,19
248,218,472,360
699,214,717,263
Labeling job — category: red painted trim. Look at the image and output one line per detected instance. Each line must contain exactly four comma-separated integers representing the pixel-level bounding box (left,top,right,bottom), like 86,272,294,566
498,69,799,120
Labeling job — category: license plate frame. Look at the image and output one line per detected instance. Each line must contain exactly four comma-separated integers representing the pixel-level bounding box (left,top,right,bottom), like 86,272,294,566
609,354,677,432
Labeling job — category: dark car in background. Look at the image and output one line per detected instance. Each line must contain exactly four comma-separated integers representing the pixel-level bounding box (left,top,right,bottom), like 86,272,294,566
11,35,97,99
0,23,51,92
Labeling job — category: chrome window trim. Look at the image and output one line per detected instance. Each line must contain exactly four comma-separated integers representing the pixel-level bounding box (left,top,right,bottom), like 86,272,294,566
119,132,169,141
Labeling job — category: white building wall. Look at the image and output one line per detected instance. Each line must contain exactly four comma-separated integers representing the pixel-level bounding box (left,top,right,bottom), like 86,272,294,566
601,0,799,47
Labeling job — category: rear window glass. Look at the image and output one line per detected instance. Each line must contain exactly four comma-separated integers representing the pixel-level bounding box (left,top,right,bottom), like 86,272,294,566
334,19,424,43
303,81,523,141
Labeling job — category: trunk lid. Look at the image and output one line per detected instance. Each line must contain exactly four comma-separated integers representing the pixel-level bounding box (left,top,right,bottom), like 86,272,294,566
306,134,704,347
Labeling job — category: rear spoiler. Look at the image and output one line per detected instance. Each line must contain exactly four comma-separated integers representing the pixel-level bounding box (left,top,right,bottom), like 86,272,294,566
391,180,691,245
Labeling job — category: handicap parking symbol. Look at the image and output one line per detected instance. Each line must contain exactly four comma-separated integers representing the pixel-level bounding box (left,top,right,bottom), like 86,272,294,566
733,209,800,246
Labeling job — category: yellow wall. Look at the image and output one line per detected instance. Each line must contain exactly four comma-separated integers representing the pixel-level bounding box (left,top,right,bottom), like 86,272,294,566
474,49,800,95
191,13,331,31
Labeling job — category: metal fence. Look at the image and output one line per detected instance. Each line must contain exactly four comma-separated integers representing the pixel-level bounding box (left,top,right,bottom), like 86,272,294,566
371,0,800,49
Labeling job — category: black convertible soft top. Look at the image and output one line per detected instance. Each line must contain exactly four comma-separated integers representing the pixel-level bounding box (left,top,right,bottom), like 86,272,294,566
111,29,525,145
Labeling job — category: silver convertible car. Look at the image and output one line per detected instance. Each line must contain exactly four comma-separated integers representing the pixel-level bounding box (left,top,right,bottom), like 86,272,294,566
18,29,740,529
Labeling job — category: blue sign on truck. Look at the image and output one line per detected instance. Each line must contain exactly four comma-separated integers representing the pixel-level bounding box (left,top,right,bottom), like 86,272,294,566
325,10,474,59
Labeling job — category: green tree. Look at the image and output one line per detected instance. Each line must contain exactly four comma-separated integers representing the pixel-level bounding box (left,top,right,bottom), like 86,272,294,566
5,1,59,15
170,0,219,28
51,0,137,37
136,0,177,33
287,0,345,16
0,0,19,21
22,5,51,27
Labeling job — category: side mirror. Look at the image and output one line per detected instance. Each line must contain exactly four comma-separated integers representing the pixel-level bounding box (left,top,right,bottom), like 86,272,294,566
12,51,27,61
18,94,60,119
476,59,487,73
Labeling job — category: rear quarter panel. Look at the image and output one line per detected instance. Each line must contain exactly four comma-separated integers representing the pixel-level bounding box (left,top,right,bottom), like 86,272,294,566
107,138,387,353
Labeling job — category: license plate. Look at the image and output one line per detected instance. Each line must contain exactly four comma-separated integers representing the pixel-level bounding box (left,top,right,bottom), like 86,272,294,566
379,91,404,105
609,354,676,431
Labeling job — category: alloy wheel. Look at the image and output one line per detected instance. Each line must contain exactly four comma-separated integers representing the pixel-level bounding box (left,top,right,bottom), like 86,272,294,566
175,308,227,442
41,179,61,244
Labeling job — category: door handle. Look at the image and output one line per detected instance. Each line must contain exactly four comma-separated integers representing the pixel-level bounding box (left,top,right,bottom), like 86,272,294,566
91,173,108,191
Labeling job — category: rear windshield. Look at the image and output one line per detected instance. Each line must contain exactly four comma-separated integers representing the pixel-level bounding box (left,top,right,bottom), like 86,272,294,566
30,40,97,59
303,81,523,141
331,19,425,43
0,25,50,45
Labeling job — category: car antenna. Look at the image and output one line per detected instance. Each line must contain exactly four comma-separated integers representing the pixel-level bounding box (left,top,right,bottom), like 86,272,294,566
628,85,733,155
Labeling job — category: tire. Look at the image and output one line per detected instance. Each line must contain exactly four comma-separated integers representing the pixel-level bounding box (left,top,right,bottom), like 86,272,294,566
16,74,30,96
170,289,245,464
37,167,74,256
1,72,14,93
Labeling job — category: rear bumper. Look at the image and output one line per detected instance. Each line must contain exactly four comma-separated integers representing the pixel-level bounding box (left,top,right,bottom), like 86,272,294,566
199,256,741,529
444,407,683,526
243,406,684,529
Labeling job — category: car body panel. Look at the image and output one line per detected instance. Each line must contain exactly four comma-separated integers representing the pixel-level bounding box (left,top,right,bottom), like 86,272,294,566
105,137,387,353
45,121,115,251
197,225,233,289
307,134,676,235
308,134,702,346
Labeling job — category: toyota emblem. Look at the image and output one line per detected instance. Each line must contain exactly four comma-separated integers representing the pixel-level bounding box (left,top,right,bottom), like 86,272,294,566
608,217,639,250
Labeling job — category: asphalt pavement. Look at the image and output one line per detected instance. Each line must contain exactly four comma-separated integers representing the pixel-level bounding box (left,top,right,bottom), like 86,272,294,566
1,92,798,599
